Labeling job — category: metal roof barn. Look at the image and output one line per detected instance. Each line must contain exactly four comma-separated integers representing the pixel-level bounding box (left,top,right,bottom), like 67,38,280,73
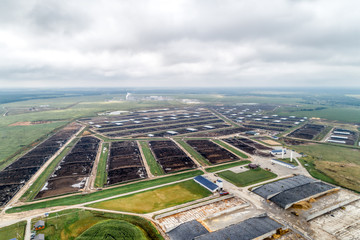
194,176,219,192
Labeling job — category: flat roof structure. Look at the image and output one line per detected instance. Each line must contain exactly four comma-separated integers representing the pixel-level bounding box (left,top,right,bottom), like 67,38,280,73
168,220,209,240
327,139,346,144
252,175,317,199
271,159,297,169
333,131,350,135
194,214,282,240
269,182,337,209
166,131,178,135
34,220,45,228
194,176,219,192
331,135,348,139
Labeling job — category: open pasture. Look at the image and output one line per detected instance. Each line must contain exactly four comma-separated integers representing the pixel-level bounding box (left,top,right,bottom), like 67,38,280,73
88,180,211,213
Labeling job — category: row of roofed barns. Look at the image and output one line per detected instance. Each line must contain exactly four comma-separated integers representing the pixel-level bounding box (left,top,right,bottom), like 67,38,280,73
167,174,360,240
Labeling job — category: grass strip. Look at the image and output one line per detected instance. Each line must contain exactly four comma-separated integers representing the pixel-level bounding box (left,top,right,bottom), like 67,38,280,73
94,142,109,188
20,137,79,201
314,125,333,141
88,180,211,214
206,160,251,173
218,168,277,187
139,141,164,176
0,221,27,240
175,140,211,166
212,139,249,159
7,170,204,213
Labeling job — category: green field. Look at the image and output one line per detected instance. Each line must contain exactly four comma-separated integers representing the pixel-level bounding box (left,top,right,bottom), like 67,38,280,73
7,170,204,213
76,220,147,240
21,137,80,201
275,105,360,123
206,160,251,173
32,209,162,240
175,140,211,166
0,221,27,240
0,121,68,170
88,180,211,213
290,143,360,191
139,141,164,176
218,168,277,187
212,140,249,159
94,142,109,188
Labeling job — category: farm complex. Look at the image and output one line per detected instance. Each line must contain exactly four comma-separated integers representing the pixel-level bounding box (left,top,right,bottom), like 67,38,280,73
1,100,360,240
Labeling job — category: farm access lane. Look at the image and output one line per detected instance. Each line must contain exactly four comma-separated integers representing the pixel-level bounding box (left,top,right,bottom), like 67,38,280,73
84,138,104,192
322,126,335,142
137,140,154,179
1,125,86,214
170,138,202,168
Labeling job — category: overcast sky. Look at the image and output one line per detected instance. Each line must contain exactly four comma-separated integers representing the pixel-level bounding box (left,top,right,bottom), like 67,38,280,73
1,0,359,88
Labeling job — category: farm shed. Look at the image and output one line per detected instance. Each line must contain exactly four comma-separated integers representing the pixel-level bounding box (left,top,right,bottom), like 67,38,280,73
271,159,297,169
167,220,209,240
34,220,45,230
253,175,338,209
194,176,219,192
270,149,286,155
194,214,282,240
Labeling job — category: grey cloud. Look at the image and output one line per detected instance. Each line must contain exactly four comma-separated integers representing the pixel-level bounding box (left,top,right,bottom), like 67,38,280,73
0,0,359,88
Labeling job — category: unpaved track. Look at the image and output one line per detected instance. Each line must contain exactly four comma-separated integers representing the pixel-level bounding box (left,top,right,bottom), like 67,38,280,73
137,140,154,178
84,139,104,192
2,125,86,213
210,138,252,160
171,138,202,168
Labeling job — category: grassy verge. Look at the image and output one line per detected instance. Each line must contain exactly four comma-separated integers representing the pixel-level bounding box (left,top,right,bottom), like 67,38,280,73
314,125,333,141
210,110,238,127
31,209,163,240
139,141,164,176
0,221,27,240
206,160,251,173
218,168,277,187
212,140,249,159
88,180,211,213
175,140,211,166
7,170,204,213
20,137,79,201
94,142,109,188
297,156,337,185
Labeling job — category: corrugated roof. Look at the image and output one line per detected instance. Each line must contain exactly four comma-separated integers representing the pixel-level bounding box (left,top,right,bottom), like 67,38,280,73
194,176,218,191
252,175,316,199
168,220,209,240
269,181,336,209
194,215,282,240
